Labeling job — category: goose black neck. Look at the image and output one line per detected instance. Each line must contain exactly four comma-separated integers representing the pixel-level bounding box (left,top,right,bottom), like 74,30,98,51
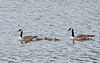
71,29,74,37
20,31,23,38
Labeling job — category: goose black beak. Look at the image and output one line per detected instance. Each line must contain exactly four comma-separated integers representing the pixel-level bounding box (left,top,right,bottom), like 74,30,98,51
68,29,70,31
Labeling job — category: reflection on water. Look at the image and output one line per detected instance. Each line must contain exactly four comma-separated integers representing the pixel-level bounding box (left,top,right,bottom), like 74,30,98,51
0,0,100,63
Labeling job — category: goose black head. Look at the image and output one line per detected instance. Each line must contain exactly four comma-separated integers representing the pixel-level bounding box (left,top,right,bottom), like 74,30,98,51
19,29,23,32
68,28,73,31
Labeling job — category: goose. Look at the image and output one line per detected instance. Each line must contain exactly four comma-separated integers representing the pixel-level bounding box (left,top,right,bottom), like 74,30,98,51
19,29,38,41
68,28,95,41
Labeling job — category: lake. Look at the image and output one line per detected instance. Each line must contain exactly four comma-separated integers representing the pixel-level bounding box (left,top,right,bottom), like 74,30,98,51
0,0,100,63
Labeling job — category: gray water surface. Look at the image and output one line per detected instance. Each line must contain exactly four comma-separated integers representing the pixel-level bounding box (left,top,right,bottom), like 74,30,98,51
0,0,100,63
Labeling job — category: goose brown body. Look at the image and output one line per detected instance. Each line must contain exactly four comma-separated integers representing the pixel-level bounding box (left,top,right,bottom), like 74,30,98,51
19,36,38,41
19,29,38,41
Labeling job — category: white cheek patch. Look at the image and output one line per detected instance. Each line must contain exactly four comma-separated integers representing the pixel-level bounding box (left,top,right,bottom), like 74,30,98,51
71,28,73,31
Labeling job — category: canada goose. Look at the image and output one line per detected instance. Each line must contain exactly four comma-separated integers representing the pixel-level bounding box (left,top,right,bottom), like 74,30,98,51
68,28,95,41
19,29,38,41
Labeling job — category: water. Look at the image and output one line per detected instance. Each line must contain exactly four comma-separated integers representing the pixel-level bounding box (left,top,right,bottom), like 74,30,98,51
0,0,100,63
